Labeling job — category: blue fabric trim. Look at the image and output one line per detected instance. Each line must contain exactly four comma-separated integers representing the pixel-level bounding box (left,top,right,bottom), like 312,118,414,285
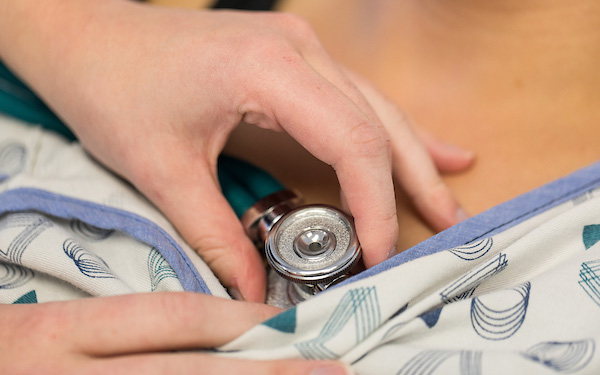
0,187,212,295
346,161,600,285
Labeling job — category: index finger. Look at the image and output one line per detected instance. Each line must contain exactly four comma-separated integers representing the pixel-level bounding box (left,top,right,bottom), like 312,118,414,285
50,292,281,356
250,61,398,267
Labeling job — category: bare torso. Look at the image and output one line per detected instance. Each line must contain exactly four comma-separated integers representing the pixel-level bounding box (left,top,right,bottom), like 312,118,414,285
204,0,600,251
226,0,600,251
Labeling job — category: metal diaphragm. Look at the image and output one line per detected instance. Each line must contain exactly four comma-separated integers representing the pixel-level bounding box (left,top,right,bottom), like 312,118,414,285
265,205,361,286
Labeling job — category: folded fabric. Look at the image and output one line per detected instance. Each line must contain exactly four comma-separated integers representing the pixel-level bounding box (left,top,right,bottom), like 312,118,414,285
218,166,600,374
2,114,599,374
0,115,228,303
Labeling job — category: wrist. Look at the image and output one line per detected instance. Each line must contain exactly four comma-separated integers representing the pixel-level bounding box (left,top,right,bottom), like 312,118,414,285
0,0,129,95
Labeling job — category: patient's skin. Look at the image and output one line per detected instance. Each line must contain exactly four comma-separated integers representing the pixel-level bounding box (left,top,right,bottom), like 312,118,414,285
226,0,600,251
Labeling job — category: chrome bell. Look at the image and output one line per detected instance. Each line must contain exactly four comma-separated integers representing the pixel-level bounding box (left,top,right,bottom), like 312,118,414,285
241,190,361,306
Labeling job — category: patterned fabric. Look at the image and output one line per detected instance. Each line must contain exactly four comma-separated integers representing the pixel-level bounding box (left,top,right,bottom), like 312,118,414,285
0,212,183,302
220,183,600,374
0,115,229,303
2,114,599,374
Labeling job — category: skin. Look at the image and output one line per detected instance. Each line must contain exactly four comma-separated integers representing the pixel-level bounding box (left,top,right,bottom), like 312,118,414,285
4,0,596,373
6,0,597,372
0,0,471,373
0,0,470,301
263,0,600,250
0,293,352,374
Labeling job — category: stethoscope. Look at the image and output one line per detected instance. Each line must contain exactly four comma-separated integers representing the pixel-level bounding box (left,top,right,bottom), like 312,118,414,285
219,156,361,304
0,61,362,304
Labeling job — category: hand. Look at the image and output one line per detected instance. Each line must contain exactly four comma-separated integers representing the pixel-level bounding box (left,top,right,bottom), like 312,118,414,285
0,293,350,374
342,69,474,232
0,0,469,302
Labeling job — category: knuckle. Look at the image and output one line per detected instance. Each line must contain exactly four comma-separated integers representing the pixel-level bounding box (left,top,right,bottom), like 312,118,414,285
193,230,252,271
157,292,203,326
192,234,229,263
348,121,390,158
243,34,283,57
268,13,322,52
379,206,399,226
237,33,305,76
411,178,447,202
4,304,75,374
273,13,318,40
23,303,71,343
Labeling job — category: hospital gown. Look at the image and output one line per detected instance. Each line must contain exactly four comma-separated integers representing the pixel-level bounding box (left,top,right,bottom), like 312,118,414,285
1,115,599,374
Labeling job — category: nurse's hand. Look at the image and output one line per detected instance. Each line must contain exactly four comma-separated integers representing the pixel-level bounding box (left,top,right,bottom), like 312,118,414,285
0,293,351,375
0,0,471,302
342,69,474,231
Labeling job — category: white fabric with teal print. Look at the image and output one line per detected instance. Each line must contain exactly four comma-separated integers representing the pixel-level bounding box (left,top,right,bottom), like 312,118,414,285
220,186,600,374
0,115,228,303
1,115,599,374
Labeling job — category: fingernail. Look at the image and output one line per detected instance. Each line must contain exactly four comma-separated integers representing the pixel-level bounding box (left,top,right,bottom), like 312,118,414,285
440,141,475,160
388,246,398,259
456,207,470,222
228,287,243,301
458,149,475,161
310,363,355,375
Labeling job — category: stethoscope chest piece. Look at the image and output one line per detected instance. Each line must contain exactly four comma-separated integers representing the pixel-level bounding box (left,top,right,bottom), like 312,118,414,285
241,189,362,306
265,205,361,304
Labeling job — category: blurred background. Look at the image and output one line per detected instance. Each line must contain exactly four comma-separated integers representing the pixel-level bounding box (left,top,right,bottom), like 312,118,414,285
144,0,599,251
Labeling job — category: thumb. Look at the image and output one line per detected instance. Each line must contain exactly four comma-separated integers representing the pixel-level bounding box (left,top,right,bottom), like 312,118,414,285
138,157,266,303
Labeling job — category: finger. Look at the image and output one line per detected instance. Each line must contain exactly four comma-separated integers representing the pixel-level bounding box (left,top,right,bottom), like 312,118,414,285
58,292,281,355
311,63,472,228
342,69,470,231
137,150,266,302
300,55,401,265
91,352,352,375
393,128,470,230
248,57,398,267
415,128,475,173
